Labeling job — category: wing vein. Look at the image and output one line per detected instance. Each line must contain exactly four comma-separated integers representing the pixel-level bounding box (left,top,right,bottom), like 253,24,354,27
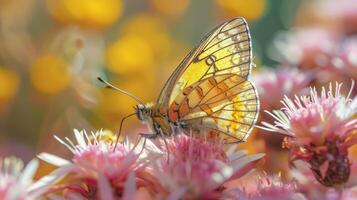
198,39,250,61
203,30,248,52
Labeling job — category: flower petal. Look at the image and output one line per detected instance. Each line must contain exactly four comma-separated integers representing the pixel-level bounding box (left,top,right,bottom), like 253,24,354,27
28,164,75,193
19,159,39,185
98,174,114,200
167,187,187,200
230,153,265,180
122,172,136,200
37,153,71,167
74,129,87,148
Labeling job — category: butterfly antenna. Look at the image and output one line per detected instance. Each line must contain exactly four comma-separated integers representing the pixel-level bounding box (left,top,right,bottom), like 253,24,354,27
97,77,144,104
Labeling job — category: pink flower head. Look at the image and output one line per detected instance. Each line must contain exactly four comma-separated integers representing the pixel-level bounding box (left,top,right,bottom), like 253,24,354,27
290,162,357,200
152,134,264,199
253,175,302,200
260,82,357,187
0,157,54,200
255,176,305,200
38,129,158,199
253,67,310,166
318,0,357,34
329,186,357,200
223,174,305,200
333,37,357,80
253,67,311,112
273,28,340,69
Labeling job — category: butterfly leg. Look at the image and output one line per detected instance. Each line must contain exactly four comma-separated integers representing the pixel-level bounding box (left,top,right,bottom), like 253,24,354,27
170,121,187,136
113,113,136,151
153,122,170,162
130,133,149,155
139,131,170,162
169,122,179,136
137,134,147,155
132,133,143,149
139,132,158,139
159,130,170,163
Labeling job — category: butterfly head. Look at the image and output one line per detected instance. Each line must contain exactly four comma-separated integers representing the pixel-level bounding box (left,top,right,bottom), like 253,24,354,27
135,104,153,121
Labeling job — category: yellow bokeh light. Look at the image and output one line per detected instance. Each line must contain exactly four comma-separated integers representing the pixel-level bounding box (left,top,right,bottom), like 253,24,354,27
150,0,190,18
30,54,71,95
215,0,267,21
120,14,166,35
106,35,155,75
120,14,172,57
0,67,19,104
46,0,123,28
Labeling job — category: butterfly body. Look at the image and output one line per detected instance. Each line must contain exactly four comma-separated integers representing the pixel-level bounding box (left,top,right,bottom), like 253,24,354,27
135,103,186,138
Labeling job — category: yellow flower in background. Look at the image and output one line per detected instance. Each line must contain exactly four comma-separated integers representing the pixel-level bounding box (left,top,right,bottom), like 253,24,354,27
215,0,267,21
105,14,173,75
46,0,72,24
106,35,155,75
99,129,123,143
0,67,19,105
30,54,71,95
150,0,190,18
120,14,172,57
46,0,123,28
120,14,166,36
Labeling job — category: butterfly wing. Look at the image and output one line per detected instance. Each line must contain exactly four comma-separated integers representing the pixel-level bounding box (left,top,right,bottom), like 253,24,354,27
156,17,258,143
157,17,252,108
168,73,258,143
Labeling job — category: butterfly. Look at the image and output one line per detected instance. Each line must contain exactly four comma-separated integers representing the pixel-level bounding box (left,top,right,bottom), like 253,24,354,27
99,17,259,144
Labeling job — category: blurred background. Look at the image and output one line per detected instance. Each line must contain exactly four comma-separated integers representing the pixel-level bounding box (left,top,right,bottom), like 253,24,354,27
0,0,356,173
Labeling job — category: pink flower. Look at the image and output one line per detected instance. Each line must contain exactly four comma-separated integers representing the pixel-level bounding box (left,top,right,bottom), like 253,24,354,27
330,186,357,200
253,175,302,200
289,162,331,199
272,28,340,69
252,67,310,173
291,162,357,200
311,36,357,91
260,82,357,187
253,67,311,114
0,157,55,200
332,37,357,81
223,174,306,200
38,129,159,199
318,0,357,34
151,134,264,199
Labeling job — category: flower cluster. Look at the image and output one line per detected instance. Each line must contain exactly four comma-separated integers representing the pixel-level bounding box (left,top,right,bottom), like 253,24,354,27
261,82,357,186
38,129,160,199
18,129,262,199
153,134,264,199
0,157,57,200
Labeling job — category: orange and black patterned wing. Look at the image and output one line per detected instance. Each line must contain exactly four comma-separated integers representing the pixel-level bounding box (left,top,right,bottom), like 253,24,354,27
157,17,253,109
168,74,259,143
155,17,258,142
